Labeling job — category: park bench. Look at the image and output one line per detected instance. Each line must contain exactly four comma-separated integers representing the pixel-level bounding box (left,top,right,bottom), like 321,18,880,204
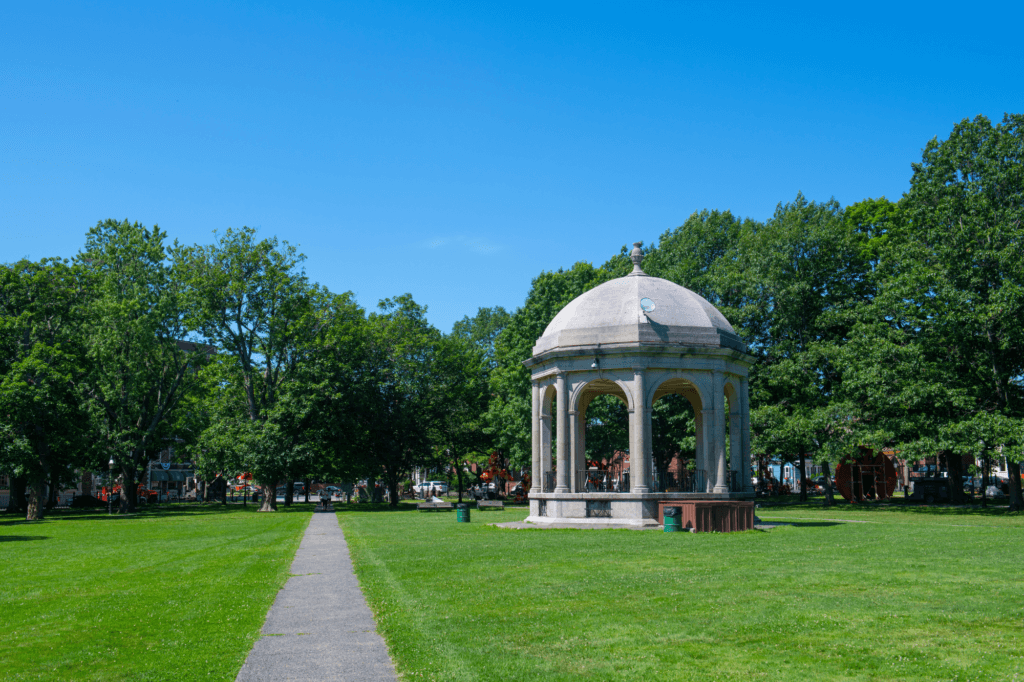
416,502,454,511
477,500,504,510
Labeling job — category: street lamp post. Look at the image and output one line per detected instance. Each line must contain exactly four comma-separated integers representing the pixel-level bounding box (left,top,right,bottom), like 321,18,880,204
108,457,115,515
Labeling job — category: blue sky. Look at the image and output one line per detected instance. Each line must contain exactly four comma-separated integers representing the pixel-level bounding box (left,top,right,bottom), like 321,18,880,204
2,1,1022,331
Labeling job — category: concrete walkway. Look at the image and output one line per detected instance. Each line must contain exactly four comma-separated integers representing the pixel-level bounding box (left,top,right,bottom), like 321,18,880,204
235,510,397,682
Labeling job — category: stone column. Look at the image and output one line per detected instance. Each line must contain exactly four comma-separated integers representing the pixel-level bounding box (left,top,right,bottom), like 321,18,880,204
630,368,650,493
729,386,742,491
540,388,552,492
700,409,714,492
693,408,702,491
531,380,541,494
555,372,569,493
568,409,579,492
741,376,754,492
713,371,729,493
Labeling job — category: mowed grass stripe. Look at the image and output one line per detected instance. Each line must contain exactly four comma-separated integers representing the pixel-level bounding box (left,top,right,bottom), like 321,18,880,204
339,503,1022,682
0,504,312,682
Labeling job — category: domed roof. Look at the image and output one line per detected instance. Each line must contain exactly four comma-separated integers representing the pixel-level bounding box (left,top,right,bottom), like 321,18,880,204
532,243,745,356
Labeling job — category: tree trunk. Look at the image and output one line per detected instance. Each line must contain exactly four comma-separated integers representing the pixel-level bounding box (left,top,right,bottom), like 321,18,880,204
119,463,138,514
7,475,27,514
284,483,294,507
47,456,64,509
981,450,990,508
1007,460,1023,512
258,483,276,512
386,471,400,509
27,473,46,521
798,452,808,502
46,477,58,510
455,459,464,504
821,461,836,507
28,436,51,520
304,479,311,504
942,450,965,504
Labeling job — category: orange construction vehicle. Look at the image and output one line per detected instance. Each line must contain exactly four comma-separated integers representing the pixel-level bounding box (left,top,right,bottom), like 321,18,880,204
97,483,158,503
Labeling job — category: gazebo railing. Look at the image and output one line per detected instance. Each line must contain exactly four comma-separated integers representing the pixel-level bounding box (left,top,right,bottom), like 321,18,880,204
576,469,630,493
652,470,726,493
653,470,704,493
566,469,746,494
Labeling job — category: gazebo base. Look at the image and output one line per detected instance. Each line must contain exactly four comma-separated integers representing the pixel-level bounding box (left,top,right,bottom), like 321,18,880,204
526,493,755,532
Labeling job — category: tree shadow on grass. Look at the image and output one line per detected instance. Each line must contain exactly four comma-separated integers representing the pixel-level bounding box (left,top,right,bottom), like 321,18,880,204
0,503,320,524
825,503,1016,519
780,522,844,528
334,502,421,514
758,497,1017,518
0,535,48,541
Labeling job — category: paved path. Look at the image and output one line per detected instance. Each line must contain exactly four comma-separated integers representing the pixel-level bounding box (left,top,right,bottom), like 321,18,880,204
236,510,397,682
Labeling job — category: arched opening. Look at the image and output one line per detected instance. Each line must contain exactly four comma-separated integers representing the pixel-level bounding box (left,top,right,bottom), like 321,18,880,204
651,377,703,492
576,379,629,492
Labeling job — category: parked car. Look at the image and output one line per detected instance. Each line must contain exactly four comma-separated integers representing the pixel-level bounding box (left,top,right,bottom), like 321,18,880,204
413,481,449,495
470,482,498,500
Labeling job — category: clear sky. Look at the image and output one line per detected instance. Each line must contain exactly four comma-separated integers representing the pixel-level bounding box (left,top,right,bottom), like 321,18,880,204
3,1,1022,331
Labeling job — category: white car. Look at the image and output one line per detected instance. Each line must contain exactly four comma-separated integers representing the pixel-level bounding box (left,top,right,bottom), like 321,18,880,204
414,480,449,495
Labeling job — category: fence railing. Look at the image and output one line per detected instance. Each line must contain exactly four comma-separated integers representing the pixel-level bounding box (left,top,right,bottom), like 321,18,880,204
651,470,746,493
652,470,705,493
575,469,630,493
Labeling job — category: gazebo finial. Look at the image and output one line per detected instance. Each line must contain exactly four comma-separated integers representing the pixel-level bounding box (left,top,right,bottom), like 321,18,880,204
629,241,645,275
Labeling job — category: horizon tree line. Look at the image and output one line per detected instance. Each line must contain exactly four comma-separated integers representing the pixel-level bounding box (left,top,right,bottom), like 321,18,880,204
2,113,1022,518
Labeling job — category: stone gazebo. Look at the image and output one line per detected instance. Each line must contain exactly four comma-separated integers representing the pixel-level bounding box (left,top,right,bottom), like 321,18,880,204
524,243,756,530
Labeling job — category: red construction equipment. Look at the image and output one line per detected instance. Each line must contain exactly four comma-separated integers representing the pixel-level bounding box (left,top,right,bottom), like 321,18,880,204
835,449,898,502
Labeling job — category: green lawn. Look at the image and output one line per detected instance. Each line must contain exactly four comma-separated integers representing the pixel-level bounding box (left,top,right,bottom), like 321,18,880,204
339,502,1023,682
0,504,312,682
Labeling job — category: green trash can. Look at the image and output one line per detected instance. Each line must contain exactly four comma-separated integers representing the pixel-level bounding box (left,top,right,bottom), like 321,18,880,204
663,506,682,532
456,503,470,523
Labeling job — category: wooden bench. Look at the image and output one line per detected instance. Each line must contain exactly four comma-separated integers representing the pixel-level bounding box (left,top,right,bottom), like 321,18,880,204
477,500,504,510
417,502,454,511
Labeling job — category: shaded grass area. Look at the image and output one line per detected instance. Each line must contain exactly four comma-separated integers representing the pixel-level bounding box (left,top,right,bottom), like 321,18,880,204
0,504,312,681
339,502,1023,682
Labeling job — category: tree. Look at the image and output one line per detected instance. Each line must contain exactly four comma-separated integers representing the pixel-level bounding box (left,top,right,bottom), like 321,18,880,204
639,209,749,306
853,114,1024,508
719,195,873,501
0,259,91,519
79,220,207,514
584,394,629,466
282,291,369,498
488,263,615,470
172,227,323,511
451,306,511,372
429,333,491,503
352,295,440,507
